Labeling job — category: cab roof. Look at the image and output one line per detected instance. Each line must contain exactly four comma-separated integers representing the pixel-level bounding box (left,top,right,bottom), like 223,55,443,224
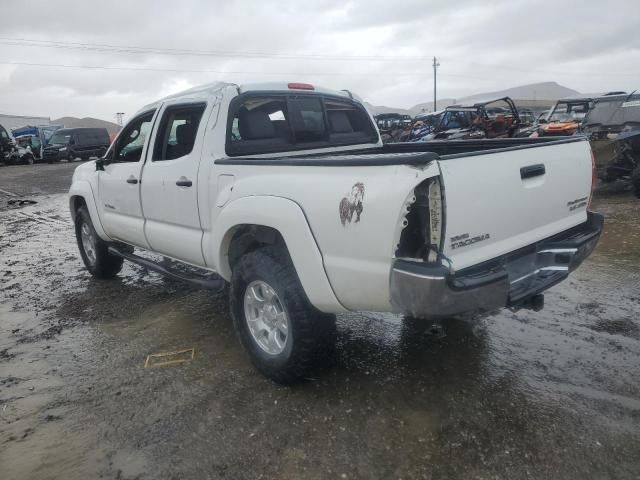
141,81,356,114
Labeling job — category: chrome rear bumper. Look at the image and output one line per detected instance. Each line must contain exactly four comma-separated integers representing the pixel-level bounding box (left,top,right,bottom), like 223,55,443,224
390,212,604,319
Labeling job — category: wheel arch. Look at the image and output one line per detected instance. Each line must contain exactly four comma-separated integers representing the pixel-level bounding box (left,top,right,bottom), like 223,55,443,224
210,196,347,313
69,181,109,241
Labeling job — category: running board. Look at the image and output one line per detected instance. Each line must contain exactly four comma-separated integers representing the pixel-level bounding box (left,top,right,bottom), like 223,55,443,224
108,246,225,291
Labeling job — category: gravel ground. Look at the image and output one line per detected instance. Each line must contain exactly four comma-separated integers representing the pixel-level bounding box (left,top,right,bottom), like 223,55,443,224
0,163,639,480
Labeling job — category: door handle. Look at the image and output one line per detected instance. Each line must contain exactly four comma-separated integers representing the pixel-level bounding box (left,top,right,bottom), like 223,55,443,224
520,164,545,179
126,176,139,184
176,177,193,187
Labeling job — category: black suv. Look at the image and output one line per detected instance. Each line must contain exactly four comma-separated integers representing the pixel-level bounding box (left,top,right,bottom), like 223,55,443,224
43,128,111,163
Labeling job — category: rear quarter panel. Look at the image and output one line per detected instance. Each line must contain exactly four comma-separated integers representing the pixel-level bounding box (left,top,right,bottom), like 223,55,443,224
211,162,441,311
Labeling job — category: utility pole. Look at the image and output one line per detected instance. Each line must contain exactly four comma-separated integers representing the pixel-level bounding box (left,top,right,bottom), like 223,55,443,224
433,56,440,112
115,112,125,127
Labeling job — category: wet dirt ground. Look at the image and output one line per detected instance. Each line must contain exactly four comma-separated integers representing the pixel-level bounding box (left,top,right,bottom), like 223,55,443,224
1,163,639,480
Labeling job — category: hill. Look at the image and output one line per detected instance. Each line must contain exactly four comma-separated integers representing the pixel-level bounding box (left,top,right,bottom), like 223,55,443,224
456,82,579,105
366,82,580,117
52,116,121,136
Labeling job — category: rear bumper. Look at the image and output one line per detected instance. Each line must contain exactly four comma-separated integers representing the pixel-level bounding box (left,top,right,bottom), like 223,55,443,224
390,211,604,319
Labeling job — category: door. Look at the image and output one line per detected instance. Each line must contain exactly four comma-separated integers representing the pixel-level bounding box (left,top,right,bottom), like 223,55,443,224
97,110,156,248
140,102,208,265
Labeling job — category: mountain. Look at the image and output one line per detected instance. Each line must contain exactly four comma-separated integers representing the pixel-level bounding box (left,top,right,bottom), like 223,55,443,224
52,116,121,136
366,82,580,117
365,99,455,116
456,81,579,105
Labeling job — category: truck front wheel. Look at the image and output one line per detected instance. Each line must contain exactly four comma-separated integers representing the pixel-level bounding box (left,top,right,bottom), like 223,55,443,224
75,206,123,278
230,246,336,384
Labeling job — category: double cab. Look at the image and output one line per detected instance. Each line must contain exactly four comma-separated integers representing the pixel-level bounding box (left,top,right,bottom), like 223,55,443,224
69,81,603,383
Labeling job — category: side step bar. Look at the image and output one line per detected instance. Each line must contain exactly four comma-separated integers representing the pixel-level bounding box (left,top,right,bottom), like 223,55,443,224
108,246,225,291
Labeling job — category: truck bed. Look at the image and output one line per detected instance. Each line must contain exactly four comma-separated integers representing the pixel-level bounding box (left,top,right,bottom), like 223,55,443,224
216,136,584,166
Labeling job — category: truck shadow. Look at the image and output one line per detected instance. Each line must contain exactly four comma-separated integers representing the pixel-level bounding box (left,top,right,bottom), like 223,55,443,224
329,313,492,387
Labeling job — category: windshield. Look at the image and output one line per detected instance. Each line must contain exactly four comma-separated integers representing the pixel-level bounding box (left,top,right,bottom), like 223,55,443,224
547,101,590,122
583,95,640,127
49,132,71,145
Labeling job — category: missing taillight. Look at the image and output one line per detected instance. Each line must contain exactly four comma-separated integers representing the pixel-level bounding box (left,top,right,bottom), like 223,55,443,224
395,178,443,262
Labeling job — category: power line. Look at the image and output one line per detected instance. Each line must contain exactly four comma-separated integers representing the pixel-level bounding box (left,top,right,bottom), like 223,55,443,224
0,60,504,81
1,37,637,78
0,60,437,77
0,37,429,63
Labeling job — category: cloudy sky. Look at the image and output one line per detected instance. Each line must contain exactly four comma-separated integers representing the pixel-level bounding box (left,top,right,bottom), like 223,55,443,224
0,0,638,123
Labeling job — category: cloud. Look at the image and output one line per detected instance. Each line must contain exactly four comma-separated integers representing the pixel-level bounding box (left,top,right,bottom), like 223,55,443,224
0,0,638,120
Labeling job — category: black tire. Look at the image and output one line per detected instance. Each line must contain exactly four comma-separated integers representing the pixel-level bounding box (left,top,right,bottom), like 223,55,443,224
230,246,336,384
67,152,75,162
25,154,34,165
75,206,123,278
631,165,640,199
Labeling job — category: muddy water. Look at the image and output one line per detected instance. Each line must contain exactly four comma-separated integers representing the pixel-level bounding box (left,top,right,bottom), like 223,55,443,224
1,192,639,480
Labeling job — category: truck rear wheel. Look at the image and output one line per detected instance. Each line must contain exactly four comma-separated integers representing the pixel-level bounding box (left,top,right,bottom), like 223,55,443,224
75,206,123,278
230,246,336,384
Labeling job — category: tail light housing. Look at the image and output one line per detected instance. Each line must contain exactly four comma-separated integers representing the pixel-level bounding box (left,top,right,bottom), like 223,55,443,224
588,147,597,209
395,177,443,263
427,179,442,262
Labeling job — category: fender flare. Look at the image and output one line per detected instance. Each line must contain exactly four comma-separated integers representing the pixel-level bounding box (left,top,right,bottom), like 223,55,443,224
210,195,347,313
68,180,110,241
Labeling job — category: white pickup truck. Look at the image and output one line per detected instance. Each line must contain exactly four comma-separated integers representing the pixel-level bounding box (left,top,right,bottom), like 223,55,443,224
69,81,603,382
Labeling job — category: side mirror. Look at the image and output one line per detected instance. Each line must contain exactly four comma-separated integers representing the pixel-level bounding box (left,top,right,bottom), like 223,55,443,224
96,150,115,171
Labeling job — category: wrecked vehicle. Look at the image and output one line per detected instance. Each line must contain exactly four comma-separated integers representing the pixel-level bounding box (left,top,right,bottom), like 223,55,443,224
375,113,412,143
407,111,444,141
536,96,593,137
0,123,19,165
581,92,640,196
14,136,37,164
12,124,63,163
415,97,521,141
607,130,640,197
69,81,602,383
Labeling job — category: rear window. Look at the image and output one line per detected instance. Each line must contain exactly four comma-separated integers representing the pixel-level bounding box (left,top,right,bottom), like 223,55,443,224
226,93,378,156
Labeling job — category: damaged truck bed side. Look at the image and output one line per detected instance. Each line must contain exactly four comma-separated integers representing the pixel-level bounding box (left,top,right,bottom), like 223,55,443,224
69,82,602,383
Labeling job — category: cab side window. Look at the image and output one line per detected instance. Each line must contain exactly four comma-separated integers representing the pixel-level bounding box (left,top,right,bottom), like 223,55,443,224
114,111,155,163
153,104,206,161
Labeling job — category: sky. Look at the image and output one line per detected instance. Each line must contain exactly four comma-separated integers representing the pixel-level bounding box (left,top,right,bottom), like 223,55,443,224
0,0,639,123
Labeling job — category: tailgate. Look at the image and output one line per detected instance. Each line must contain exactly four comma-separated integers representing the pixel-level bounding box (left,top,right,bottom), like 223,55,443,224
439,138,593,271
